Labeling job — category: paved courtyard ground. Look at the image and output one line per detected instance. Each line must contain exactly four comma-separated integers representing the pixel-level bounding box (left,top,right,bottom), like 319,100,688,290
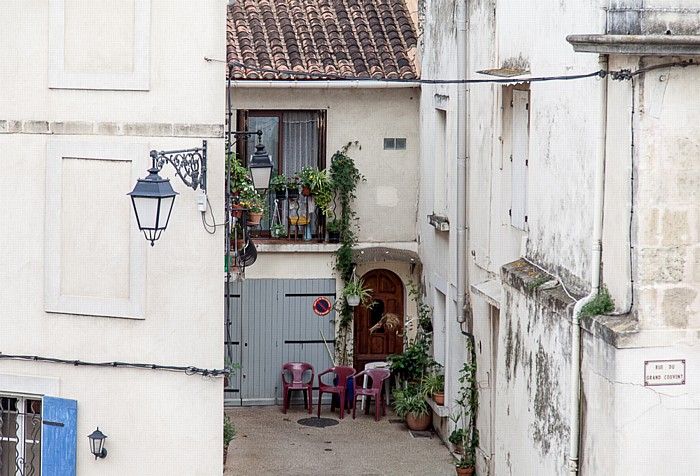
224,405,455,476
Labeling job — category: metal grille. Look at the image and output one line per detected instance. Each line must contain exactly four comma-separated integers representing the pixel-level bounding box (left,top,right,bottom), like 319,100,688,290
0,397,42,476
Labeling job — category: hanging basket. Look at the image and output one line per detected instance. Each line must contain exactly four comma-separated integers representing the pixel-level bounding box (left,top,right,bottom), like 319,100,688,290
346,295,361,307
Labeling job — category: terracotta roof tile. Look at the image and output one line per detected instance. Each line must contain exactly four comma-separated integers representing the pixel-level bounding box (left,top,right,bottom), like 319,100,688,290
227,0,418,80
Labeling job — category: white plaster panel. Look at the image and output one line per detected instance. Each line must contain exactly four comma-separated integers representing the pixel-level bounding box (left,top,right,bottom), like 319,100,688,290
45,140,147,319
49,0,149,90
0,373,60,397
64,0,135,73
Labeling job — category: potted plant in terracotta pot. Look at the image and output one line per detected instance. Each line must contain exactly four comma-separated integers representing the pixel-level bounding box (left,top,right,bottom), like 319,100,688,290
423,371,445,405
393,385,431,431
295,166,317,196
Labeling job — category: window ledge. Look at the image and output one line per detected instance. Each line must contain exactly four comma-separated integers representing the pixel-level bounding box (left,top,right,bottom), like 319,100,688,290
426,396,450,418
255,241,342,253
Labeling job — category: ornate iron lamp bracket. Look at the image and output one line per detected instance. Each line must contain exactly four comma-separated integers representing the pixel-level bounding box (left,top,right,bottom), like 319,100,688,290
150,140,207,192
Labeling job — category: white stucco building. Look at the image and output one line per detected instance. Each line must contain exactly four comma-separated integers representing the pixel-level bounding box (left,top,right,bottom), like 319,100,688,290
1,1,226,474
417,0,700,475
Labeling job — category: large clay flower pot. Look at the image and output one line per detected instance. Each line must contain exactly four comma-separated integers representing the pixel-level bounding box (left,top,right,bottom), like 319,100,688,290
405,412,431,431
432,392,445,405
246,212,263,226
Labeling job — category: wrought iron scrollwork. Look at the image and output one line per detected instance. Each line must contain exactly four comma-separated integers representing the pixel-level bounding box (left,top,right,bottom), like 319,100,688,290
150,141,207,192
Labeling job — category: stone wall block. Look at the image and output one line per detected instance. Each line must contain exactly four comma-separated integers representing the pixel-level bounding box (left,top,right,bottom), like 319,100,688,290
123,122,173,137
23,121,49,134
8,121,22,133
639,247,685,284
692,247,700,284
642,208,659,246
661,210,690,246
662,287,698,328
0,120,7,133
51,121,94,135
96,122,121,135
173,123,223,137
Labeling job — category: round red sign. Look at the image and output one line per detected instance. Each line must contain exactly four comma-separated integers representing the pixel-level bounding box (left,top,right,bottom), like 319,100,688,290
313,297,332,316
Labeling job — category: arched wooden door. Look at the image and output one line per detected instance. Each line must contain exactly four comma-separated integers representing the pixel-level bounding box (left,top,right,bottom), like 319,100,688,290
353,269,404,371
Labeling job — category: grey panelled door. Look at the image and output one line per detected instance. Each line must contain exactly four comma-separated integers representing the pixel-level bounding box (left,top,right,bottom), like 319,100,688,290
225,279,336,406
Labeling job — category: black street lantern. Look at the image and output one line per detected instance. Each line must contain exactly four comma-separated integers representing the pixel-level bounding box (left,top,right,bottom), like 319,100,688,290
87,427,108,459
128,168,179,246
128,141,206,246
248,142,273,191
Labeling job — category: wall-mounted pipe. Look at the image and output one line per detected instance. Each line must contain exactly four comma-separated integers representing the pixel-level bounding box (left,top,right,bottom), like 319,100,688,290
456,0,469,324
568,53,608,476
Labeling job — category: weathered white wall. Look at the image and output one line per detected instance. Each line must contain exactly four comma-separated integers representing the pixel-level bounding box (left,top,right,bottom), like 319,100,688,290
581,332,700,475
0,1,226,474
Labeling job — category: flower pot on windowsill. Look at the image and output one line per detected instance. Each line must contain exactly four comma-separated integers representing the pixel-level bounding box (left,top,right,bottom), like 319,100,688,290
432,392,445,405
328,231,340,243
455,467,474,476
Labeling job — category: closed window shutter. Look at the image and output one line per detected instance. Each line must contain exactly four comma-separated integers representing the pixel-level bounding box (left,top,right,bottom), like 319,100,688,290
511,90,529,230
42,396,77,476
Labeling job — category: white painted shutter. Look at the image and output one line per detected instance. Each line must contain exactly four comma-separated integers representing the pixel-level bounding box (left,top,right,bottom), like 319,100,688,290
511,90,529,230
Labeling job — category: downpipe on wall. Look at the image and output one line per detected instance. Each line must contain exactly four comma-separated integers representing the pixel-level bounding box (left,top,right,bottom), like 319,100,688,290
456,0,469,325
568,53,609,476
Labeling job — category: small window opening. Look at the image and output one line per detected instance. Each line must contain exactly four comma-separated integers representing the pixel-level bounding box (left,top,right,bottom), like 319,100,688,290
369,300,386,333
383,138,407,150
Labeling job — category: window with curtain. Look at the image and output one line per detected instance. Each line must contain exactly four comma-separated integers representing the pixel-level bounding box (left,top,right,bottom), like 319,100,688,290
238,110,327,235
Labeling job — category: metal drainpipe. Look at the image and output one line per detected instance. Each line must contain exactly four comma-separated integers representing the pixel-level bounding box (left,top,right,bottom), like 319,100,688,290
568,53,608,476
456,0,469,324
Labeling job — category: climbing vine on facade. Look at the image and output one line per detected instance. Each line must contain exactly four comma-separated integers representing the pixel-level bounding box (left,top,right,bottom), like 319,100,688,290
329,141,364,364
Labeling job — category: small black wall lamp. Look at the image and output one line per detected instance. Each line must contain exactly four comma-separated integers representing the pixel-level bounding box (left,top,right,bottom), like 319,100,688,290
87,427,108,459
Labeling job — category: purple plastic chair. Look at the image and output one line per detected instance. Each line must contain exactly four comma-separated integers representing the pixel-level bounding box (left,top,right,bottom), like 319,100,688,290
317,366,356,419
281,362,314,414
352,368,391,421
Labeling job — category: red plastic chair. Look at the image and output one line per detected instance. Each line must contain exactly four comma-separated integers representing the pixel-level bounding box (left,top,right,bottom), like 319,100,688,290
317,366,356,419
352,368,391,421
281,362,314,414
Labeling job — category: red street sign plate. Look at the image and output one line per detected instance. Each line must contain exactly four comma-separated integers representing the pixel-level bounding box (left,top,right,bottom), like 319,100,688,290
313,297,332,316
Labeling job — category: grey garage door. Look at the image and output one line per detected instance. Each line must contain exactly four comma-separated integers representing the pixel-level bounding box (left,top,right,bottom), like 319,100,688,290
225,279,337,406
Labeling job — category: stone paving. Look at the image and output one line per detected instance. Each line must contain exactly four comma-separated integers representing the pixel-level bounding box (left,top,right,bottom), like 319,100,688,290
224,405,455,476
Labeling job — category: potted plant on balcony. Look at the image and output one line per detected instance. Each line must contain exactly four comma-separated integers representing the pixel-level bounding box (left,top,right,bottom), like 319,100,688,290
326,219,342,243
342,277,373,307
287,175,300,200
393,385,431,431
270,224,287,239
295,166,317,196
244,193,266,226
270,175,288,200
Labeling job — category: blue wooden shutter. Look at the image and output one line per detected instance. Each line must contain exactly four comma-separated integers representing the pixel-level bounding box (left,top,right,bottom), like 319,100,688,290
42,396,77,476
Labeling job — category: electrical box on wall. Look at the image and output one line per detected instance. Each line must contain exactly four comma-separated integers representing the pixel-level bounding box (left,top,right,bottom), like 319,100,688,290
428,214,450,232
